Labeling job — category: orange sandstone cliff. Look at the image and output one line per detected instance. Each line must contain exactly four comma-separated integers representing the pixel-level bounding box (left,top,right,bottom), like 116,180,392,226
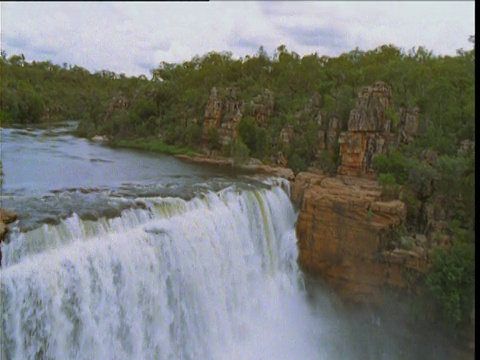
291,173,429,304
291,82,427,305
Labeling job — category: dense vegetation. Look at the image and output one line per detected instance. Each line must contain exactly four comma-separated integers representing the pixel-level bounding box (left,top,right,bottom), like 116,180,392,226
0,38,474,326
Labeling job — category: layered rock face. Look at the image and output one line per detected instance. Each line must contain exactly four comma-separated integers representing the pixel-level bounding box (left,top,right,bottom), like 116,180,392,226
291,172,429,304
337,81,420,178
203,87,279,147
218,87,245,145
337,81,393,179
397,106,420,145
250,89,274,127
202,87,223,141
289,81,432,305
279,92,341,165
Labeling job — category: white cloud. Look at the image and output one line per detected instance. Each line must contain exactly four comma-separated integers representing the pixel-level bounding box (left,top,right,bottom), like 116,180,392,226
0,1,474,77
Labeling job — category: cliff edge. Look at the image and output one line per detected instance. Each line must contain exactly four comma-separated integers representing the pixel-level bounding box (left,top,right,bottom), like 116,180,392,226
291,172,429,304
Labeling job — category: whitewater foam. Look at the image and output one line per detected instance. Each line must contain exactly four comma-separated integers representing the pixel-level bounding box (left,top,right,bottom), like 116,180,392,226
1,183,325,360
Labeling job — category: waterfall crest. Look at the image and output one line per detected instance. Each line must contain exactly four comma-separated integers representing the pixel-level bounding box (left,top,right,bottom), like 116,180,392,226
1,183,323,360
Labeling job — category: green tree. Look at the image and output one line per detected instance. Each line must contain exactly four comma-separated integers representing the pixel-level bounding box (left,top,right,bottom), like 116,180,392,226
374,150,411,184
29,92,45,122
426,242,475,325
231,139,250,165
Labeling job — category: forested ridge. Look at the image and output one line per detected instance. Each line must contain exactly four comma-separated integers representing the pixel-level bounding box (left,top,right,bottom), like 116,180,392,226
0,38,475,326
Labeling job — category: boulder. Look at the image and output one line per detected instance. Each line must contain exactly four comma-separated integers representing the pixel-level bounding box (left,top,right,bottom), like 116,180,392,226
91,135,109,142
0,209,18,224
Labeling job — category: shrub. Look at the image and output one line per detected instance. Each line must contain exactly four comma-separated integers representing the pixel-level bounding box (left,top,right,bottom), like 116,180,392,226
426,242,475,325
29,92,45,122
316,150,337,174
385,107,400,131
408,160,437,200
374,150,411,184
400,186,422,229
287,153,308,174
231,139,250,165
185,123,202,147
378,173,400,200
75,119,96,138
238,116,257,151
133,98,157,119
207,126,220,150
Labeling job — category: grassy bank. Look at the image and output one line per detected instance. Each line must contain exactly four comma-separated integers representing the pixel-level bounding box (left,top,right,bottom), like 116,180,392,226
109,138,197,156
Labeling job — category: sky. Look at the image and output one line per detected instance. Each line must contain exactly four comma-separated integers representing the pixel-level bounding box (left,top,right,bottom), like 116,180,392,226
0,1,475,77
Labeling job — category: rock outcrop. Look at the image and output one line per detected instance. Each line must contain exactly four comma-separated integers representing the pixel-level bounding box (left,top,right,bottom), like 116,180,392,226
250,89,275,127
203,87,223,141
217,87,244,145
397,106,420,145
203,87,245,146
337,81,420,179
337,81,393,179
0,208,19,264
203,87,280,147
91,135,109,142
174,154,294,180
325,116,341,154
347,81,393,132
291,172,429,304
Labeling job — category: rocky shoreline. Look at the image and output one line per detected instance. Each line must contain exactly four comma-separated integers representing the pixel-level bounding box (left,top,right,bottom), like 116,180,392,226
174,154,295,181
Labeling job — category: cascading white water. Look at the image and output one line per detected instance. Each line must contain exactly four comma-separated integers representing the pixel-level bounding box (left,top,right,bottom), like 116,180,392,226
1,182,325,360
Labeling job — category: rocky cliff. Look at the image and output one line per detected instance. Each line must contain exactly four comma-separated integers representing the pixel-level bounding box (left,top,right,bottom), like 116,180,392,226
337,81,419,179
337,81,393,179
291,172,430,304
198,81,438,306
289,81,428,304
250,89,275,127
203,87,245,146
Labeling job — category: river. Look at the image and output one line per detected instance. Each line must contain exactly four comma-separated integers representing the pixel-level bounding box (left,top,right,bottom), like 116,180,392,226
0,123,472,359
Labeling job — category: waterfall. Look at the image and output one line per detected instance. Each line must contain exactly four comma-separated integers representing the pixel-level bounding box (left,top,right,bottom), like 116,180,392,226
1,183,324,360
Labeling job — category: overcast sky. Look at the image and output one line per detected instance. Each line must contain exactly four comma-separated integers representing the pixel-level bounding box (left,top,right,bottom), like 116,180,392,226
0,1,475,77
